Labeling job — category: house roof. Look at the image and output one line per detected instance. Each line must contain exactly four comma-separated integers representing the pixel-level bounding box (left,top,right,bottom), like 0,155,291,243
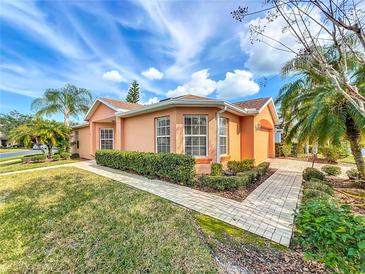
234,97,271,111
82,94,279,125
100,98,143,110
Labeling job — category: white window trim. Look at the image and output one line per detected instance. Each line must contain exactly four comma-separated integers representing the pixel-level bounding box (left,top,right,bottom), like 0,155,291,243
219,117,228,155
155,116,170,153
183,114,208,157
99,128,114,150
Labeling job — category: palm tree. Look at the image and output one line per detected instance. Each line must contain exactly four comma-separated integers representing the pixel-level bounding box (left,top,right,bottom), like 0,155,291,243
32,84,93,126
9,119,70,158
277,46,365,178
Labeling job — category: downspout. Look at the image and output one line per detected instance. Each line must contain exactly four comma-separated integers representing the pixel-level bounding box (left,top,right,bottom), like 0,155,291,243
216,106,227,163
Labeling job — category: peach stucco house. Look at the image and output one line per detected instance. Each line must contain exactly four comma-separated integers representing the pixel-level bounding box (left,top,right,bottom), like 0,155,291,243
72,95,279,173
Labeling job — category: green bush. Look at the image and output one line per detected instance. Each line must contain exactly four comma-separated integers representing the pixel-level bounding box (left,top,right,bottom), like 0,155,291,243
303,167,325,181
320,144,349,162
22,154,46,163
257,162,270,176
52,154,60,161
227,159,254,174
295,198,365,273
302,188,333,201
210,163,223,176
200,175,250,191
60,152,71,160
95,150,195,185
71,153,80,159
321,165,341,176
305,180,333,195
282,143,292,157
346,168,360,180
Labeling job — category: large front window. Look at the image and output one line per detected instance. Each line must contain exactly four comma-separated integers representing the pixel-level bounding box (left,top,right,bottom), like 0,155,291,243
156,117,170,153
184,115,208,157
219,117,228,155
100,128,114,149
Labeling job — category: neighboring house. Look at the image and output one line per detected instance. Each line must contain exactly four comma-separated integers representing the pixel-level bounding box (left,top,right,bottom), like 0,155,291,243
72,95,279,173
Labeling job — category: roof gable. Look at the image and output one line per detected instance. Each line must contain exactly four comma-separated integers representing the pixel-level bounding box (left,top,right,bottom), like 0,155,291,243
100,98,144,110
233,97,271,111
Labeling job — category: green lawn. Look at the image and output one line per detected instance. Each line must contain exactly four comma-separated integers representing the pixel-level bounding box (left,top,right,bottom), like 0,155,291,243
337,155,365,164
0,148,27,154
0,168,217,273
0,159,78,174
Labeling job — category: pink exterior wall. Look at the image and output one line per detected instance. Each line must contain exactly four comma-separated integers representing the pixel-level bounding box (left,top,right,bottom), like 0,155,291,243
72,101,276,172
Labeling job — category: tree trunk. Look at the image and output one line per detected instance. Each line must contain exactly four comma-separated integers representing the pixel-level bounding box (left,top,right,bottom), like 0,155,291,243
345,115,365,179
47,144,53,158
64,110,69,127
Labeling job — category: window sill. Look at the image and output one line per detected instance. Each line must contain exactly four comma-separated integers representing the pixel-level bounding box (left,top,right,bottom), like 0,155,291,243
194,158,212,164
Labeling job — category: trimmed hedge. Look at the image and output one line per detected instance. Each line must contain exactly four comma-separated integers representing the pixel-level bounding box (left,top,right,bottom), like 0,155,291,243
321,165,341,176
303,167,325,181
52,154,60,161
210,163,223,176
60,152,71,160
201,162,270,190
22,154,46,163
95,150,195,185
200,175,250,191
227,159,254,174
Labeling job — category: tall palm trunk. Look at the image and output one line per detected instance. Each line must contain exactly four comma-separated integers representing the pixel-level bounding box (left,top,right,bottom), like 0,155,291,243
345,114,365,179
64,110,69,127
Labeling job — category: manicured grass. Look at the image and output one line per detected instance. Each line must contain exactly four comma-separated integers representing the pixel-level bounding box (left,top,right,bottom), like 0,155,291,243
338,155,365,164
195,213,286,250
0,148,27,154
0,158,22,167
0,168,217,273
0,159,78,173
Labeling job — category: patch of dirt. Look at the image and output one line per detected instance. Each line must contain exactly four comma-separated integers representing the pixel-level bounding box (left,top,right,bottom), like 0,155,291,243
209,236,329,274
194,168,277,202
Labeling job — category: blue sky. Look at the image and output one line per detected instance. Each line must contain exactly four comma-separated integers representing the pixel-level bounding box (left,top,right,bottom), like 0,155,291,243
0,0,294,122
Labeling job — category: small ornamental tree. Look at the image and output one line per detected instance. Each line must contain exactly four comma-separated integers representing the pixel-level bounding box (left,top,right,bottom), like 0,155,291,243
125,80,140,103
9,119,71,158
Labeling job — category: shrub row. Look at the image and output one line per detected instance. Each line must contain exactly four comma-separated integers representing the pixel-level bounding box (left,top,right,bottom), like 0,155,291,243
296,169,365,272
22,154,46,163
95,150,195,185
227,159,254,174
201,162,270,191
210,163,223,176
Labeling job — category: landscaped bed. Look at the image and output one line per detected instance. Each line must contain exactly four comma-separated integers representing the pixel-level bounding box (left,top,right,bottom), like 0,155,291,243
95,150,274,202
293,167,365,273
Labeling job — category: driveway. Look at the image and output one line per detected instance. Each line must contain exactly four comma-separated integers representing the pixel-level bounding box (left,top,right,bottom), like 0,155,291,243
0,150,41,159
268,158,355,178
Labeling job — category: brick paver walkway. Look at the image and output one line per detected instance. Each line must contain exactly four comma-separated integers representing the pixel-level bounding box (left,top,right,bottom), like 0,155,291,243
73,161,302,246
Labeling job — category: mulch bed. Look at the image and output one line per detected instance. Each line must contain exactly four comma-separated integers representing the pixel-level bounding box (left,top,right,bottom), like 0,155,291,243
278,156,331,164
211,236,329,273
194,168,278,202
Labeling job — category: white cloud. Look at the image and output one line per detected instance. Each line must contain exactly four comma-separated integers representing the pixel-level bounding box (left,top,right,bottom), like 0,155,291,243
167,68,260,99
141,67,164,80
102,70,125,82
216,70,259,98
167,69,216,97
143,97,160,105
240,7,325,76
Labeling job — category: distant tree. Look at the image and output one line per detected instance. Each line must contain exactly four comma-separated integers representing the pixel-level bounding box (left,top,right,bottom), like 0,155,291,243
9,119,71,158
0,111,33,137
125,80,140,103
31,84,93,126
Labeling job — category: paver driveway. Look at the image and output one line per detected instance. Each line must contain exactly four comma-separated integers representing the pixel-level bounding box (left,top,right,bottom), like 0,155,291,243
73,160,302,247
